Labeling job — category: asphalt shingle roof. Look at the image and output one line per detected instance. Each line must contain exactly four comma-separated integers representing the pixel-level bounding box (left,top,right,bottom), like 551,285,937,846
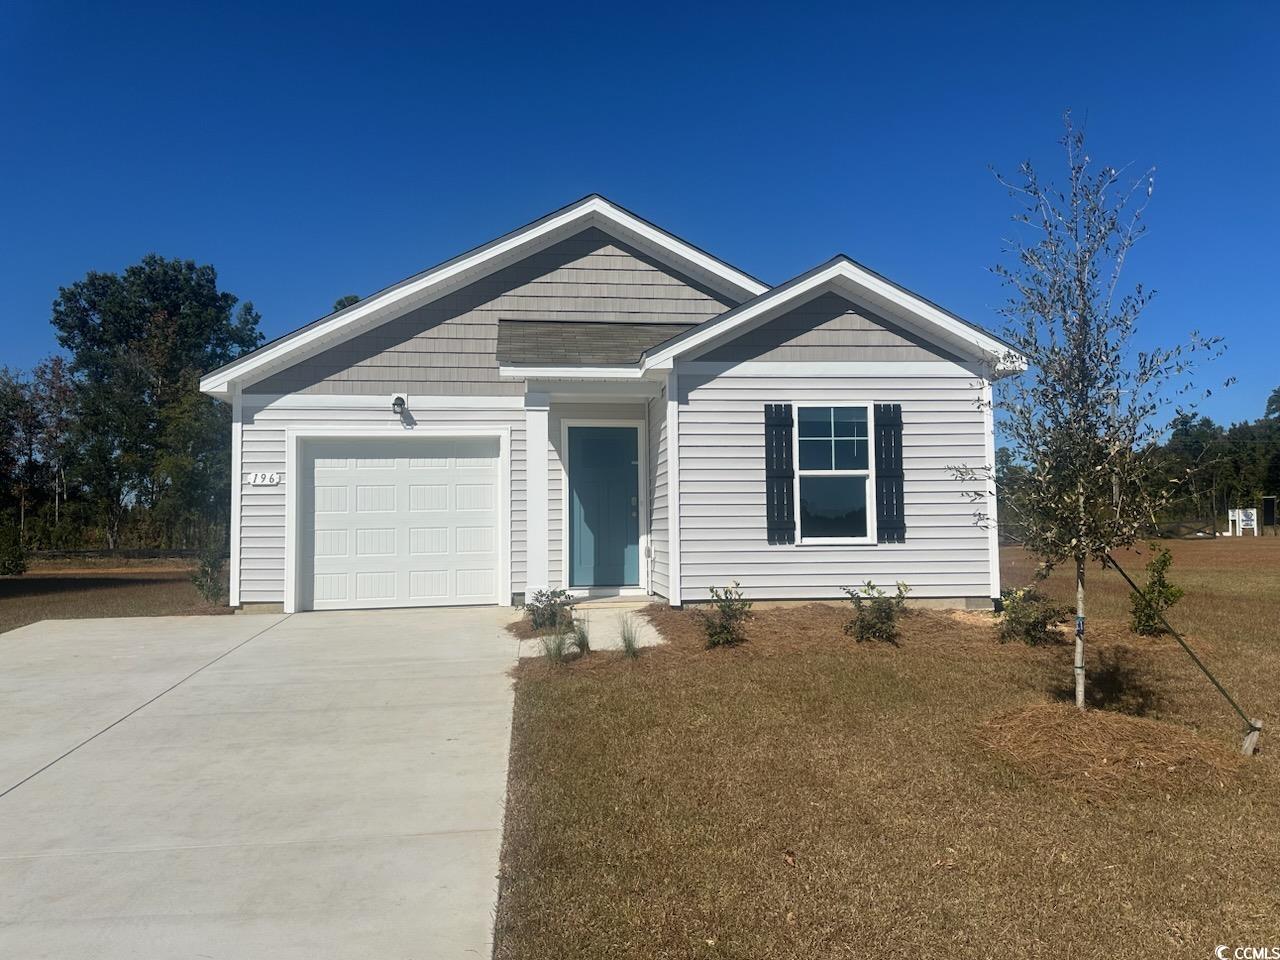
496,320,696,366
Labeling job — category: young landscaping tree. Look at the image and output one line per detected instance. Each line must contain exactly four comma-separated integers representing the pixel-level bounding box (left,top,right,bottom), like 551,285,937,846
978,114,1225,709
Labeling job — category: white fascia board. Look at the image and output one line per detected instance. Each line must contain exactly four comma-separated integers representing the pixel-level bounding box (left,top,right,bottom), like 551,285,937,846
498,364,644,380
242,392,524,411
525,379,660,400
200,196,765,396
679,360,988,378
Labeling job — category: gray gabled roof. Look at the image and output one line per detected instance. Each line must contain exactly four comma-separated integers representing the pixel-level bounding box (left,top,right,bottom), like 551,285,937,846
497,320,695,366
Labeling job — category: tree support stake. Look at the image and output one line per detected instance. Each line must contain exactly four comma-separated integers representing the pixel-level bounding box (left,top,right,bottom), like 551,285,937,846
1106,553,1263,756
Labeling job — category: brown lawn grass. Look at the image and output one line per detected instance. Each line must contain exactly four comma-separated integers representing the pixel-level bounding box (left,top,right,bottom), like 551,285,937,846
0,560,230,635
494,538,1280,960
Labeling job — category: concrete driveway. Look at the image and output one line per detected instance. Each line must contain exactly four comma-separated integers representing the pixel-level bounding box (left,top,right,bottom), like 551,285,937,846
0,607,518,959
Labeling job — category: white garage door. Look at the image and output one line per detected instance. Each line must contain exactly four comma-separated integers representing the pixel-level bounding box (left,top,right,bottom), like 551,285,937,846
300,437,502,610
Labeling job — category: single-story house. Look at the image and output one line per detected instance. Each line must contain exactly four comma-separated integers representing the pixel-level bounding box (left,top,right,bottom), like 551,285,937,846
200,196,1025,613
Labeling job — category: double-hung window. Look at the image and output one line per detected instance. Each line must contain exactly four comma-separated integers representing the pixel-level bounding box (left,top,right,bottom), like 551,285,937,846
794,405,876,544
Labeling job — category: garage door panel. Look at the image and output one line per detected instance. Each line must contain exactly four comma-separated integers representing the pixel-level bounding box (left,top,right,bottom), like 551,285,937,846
314,573,348,603
355,528,396,556
301,437,501,610
455,484,496,511
456,569,497,600
409,527,448,555
354,571,397,601
409,569,449,600
456,526,495,554
314,486,348,513
355,485,397,513
314,529,349,558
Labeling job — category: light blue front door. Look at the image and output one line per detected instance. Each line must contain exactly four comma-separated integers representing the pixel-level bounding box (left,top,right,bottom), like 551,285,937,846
568,426,639,587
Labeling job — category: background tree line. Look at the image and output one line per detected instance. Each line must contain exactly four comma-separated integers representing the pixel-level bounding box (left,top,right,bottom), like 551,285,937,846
0,255,263,557
998,387,1280,543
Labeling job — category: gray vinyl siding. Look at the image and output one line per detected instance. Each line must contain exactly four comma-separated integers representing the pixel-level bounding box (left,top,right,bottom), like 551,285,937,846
547,402,647,589
697,291,962,363
648,385,669,598
250,227,739,397
676,371,991,602
237,398,526,604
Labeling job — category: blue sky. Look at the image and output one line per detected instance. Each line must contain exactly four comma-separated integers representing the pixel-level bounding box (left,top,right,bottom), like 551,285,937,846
2,1,1276,424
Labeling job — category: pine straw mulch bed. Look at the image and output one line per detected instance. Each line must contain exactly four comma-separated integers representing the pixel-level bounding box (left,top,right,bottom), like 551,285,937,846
495,599,1280,960
982,702,1245,802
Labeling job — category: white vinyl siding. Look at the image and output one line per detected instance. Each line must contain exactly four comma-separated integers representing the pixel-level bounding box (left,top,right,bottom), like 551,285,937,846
238,397,525,605
648,384,669,598
676,371,991,602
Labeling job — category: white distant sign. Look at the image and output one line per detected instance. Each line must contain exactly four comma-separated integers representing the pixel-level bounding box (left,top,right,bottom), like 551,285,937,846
1229,507,1258,536
246,472,280,487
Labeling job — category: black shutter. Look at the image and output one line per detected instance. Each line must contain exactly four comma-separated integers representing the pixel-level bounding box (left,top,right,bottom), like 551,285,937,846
875,403,905,543
764,403,795,544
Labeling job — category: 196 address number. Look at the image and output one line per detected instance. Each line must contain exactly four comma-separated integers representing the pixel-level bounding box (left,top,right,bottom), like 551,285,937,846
246,472,280,486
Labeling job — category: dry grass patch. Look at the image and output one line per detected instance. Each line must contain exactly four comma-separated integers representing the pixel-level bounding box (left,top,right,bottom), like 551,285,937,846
495,540,1280,959
983,702,1246,802
0,563,229,635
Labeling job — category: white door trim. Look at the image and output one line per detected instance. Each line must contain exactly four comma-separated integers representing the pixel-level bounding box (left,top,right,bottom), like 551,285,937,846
283,425,511,613
559,418,649,593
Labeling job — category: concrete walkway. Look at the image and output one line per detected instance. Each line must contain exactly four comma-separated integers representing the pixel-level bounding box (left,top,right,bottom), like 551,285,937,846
514,602,666,659
0,607,518,959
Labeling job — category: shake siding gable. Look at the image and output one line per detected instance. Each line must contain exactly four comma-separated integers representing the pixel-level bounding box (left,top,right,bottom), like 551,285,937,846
250,227,740,397
696,291,963,364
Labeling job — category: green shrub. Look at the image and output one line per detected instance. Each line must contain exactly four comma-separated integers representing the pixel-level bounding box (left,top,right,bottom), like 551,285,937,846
522,588,574,631
618,613,640,658
843,581,910,644
695,581,753,648
999,586,1069,645
0,523,26,576
1130,543,1184,636
191,543,226,604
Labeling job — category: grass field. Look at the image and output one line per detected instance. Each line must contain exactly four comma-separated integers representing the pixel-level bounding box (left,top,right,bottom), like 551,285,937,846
494,538,1280,960
0,560,229,635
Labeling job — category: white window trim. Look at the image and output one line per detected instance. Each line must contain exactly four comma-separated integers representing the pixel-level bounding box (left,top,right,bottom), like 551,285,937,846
559,418,649,593
791,402,878,547
282,425,512,613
